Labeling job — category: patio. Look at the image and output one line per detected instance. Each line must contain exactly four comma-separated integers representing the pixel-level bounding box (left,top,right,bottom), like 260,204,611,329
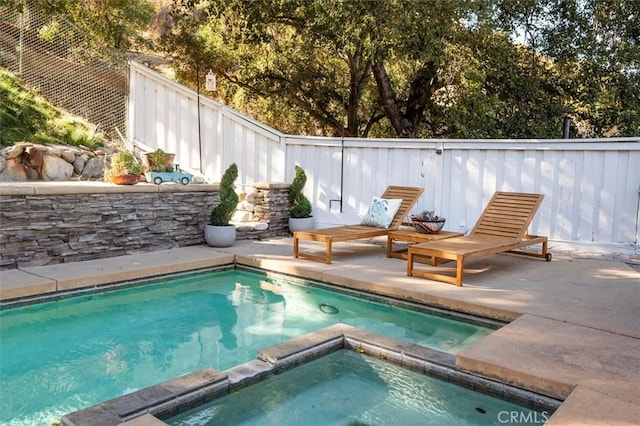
1,238,638,425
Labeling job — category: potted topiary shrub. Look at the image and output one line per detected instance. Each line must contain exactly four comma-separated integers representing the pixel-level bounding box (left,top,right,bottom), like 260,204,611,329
105,151,141,185
204,163,239,247
288,165,314,232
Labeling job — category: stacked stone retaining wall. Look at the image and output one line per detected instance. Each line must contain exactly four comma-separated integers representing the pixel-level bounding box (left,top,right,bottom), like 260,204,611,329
0,182,291,270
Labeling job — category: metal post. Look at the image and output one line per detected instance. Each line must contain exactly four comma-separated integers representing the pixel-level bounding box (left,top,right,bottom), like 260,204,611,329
562,117,571,139
196,58,204,173
18,5,24,75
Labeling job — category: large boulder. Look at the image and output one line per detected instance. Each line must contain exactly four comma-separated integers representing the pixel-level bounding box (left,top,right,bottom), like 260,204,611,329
81,157,105,179
0,159,29,181
42,154,74,181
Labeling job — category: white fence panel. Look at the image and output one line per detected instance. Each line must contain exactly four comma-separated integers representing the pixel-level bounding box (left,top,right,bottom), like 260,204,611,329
129,62,640,254
128,62,285,189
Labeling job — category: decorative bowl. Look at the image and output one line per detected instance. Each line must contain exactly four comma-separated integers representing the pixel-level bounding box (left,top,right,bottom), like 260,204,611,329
412,219,446,234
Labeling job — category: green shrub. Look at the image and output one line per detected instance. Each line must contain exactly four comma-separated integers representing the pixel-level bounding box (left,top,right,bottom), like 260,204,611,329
209,163,239,226
289,165,312,218
105,151,141,182
146,148,174,172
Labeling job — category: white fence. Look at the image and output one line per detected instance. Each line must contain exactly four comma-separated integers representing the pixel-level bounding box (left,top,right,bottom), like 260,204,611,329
128,61,640,254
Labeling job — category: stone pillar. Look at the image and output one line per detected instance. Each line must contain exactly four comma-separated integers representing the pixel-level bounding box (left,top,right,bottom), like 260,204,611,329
251,182,290,237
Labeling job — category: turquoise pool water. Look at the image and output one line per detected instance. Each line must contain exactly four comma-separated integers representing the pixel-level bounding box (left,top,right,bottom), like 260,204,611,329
0,269,492,425
168,350,548,425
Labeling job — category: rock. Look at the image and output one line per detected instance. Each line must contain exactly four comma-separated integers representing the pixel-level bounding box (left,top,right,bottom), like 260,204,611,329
81,157,104,179
73,155,86,175
42,155,74,181
94,148,110,156
232,222,268,231
1,144,25,160
23,146,46,172
47,147,62,157
0,156,5,174
232,210,253,222
237,200,254,211
0,159,29,181
26,166,39,180
61,149,76,163
245,192,257,203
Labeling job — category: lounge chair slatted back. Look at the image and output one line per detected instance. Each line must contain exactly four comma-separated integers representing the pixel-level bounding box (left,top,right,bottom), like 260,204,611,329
381,186,425,229
471,192,544,240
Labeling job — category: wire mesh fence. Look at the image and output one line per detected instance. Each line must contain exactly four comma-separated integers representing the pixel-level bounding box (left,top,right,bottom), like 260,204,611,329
0,3,127,141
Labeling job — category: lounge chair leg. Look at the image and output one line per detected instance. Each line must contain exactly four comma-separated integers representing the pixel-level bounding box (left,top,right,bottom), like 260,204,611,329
293,235,299,258
455,256,464,286
325,240,332,264
407,250,414,276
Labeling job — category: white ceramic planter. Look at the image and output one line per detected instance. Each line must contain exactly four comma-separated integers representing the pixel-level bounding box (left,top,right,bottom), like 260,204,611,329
288,216,315,233
204,224,236,247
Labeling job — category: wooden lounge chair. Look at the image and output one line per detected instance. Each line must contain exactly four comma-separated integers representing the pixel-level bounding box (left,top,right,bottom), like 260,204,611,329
407,191,551,286
293,186,424,263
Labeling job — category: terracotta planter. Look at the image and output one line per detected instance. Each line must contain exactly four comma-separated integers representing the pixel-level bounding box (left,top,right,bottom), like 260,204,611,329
111,174,139,185
141,152,175,171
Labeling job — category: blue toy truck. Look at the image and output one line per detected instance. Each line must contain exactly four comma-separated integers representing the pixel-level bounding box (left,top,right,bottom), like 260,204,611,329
146,164,192,185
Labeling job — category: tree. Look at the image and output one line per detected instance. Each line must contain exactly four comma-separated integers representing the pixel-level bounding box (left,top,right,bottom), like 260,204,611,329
152,0,640,138
490,0,640,136
41,0,155,50
160,0,485,137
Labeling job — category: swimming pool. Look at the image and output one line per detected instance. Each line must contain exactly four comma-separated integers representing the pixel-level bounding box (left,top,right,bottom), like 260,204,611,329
167,350,549,426
0,268,494,425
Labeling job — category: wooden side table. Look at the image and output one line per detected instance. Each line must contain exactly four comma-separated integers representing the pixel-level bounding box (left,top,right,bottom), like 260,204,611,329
387,228,463,260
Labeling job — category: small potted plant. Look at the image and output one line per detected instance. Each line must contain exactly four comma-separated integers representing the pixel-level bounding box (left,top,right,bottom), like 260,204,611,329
204,163,239,247
410,209,446,234
105,151,142,185
142,148,175,172
288,165,314,232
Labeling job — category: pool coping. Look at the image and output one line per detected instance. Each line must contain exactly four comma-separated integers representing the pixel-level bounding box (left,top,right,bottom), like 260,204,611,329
61,324,561,426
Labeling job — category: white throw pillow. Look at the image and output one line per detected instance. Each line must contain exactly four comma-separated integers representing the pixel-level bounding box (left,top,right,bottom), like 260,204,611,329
361,197,403,228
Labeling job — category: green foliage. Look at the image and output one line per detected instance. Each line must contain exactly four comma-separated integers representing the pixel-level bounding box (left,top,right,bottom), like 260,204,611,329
106,151,141,180
159,0,637,139
42,0,155,50
490,0,640,137
411,210,444,222
0,69,105,148
430,34,570,138
289,165,312,218
146,149,174,172
210,163,239,226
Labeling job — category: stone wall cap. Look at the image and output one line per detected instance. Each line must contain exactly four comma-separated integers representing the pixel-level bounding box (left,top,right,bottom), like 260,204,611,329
0,181,219,196
253,182,289,190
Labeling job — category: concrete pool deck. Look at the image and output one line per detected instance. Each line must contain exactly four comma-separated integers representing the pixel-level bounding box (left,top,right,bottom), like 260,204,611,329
1,238,638,425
